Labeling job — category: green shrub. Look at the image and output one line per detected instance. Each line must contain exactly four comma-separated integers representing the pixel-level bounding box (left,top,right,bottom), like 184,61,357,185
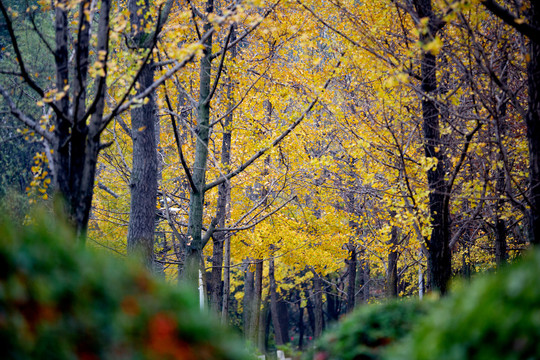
0,212,252,360
305,299,429,360
386,249,540,360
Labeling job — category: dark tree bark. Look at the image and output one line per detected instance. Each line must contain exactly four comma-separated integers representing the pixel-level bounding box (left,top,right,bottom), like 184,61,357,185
270,255,285,345
297,305,305,349
125,0,163,270
250,259,263,345
326,283,339,322
414,0,451,294
495,57,509,267
346,242,356,313
386,226,399,297
257,296,268,353
243,261,254,337
306,296,315,338
526,3,540,245
127,63,158,269
312,273,323,338
277,299,290,343
483,0,540,247
221,231,231,323
356,256,370,304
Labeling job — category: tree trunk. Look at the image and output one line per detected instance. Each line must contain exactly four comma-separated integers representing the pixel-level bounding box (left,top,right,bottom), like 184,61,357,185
47,0,110,240
209,236,224,312
243,261,254,338
210,25,235,311
258,297,268,353
126,0,158,269
414,0,451,294
495,54,509,267
185,0,214,284
221,233,231,324
326,283,339,322
270,256,285,345
386,226,399,297
277,299,289,343
313,273,323,339
306,296,315,338
356,256,370,304
249,259,263,344
346,242,356,313
297,305,305,349
527,3,540,246
127,63,158,269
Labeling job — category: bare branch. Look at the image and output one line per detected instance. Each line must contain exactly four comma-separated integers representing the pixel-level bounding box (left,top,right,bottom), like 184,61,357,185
209,66,269,128
209,0,282,61
0,84,53,143
204,24,234,105
214,196,297,232
482,0,540,44
164,87,197,193
204,55,344,192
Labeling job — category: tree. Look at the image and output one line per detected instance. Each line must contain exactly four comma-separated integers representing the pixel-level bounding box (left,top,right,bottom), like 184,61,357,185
0,0,204,242
125,0,174,269
481,0,540,246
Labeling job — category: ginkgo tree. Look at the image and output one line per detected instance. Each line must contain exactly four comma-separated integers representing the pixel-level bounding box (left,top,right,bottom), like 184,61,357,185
87,0,533,347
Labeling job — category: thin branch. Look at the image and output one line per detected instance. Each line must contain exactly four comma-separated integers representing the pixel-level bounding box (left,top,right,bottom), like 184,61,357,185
0,0,66,121
187,0,203,39
214,196,297,232
164,86,197,193
201,217,218,247
209,65,269,127
482,0,540,44
0,84,53,143
204,24,233,105
0,0,44,97
204,54,344,192
97,182,120,198
27,8,55,55
209,0,282,60
162,190,187,254
446,120,482,202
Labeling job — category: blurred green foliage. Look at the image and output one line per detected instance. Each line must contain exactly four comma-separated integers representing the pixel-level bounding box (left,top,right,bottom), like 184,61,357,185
0,211,253,360
305,299,429,360
385,249,540,360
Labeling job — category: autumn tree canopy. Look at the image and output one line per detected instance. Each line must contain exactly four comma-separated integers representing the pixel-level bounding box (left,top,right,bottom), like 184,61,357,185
0,0,537,352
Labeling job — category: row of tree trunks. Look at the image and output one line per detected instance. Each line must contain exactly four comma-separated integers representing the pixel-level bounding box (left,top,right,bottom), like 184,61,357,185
237,255,396,354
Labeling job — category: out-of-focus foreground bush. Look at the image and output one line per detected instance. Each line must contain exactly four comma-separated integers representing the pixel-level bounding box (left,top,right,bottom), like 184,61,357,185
386,250,540,360
0,213,252,360
308,249,540,360
305,299,429,360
